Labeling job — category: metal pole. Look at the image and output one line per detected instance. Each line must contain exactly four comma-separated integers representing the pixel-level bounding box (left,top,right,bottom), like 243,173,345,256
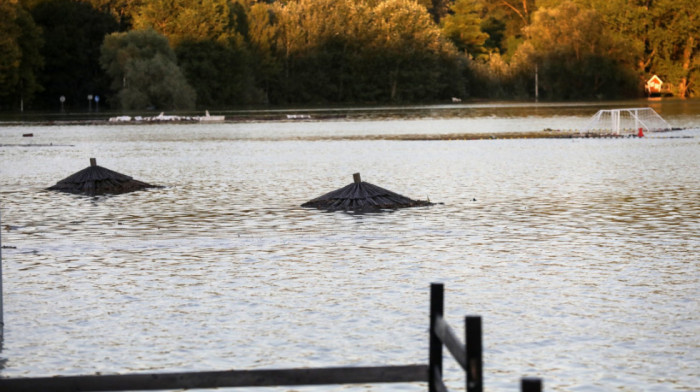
429,283,444,392
535,64,539,103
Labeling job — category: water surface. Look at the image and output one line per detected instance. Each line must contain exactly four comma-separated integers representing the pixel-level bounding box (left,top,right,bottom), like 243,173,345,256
1,103,699,391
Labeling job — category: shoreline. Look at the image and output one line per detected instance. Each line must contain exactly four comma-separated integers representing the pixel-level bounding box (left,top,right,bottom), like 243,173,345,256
0,129,691,146
0,114,691,141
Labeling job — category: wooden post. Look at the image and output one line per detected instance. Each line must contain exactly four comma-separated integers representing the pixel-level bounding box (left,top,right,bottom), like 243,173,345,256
353,173,361,184
0,208,3,333
521,377,543,392
429,283,444,392
90,158,97,167
465,316,482,392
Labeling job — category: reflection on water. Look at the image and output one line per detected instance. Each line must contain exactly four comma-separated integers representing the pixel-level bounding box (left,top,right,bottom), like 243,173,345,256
0,108,698,391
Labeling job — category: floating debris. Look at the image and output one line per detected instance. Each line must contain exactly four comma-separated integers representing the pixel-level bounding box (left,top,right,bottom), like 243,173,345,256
302,173,434,212
108,111,224,123
47,158,160,196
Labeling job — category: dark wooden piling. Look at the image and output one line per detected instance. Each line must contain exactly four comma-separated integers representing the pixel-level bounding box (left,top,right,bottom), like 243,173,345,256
521,377,543,392
465,316,483,392
0,208,3,333
429,283,444,392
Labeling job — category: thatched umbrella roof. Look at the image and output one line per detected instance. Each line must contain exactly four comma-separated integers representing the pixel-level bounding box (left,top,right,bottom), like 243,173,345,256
301,173,433,211
47,158,159,196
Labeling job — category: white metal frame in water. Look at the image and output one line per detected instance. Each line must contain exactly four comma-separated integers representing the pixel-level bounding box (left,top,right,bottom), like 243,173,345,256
583,107,672,135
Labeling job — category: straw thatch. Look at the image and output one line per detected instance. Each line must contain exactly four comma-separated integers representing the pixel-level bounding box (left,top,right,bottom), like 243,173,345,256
302,173,433,211
47,158,159,196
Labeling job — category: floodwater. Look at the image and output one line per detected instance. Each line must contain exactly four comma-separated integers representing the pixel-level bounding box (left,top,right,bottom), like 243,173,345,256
0,101,699,391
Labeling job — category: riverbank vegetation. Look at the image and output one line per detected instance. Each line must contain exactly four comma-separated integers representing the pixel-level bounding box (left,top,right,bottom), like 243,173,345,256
1,0,698,111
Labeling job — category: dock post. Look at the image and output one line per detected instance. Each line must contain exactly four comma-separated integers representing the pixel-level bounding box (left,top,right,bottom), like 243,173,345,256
466,316,482,392
429,283,444,392
521,377,543,392
0,208,4,334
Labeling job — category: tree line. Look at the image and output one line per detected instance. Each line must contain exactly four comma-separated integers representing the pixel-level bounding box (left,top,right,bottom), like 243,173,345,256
1,0,697,111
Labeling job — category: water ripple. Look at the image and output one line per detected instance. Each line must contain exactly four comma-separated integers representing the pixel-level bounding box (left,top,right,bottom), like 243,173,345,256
1,122,698,391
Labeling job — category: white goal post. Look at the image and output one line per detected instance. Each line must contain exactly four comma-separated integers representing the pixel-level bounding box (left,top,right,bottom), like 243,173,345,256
582,107,672,135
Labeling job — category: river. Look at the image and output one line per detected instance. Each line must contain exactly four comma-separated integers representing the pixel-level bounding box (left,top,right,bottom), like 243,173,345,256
1,100,698,391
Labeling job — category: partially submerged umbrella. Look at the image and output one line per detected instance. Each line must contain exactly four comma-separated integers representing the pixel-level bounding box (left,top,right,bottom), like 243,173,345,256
302,173,433,211
47,158,159,196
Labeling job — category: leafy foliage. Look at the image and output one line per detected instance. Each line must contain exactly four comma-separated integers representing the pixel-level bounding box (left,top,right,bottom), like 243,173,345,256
1,0,698,111
100,29,195,109
31,0,118,109
518,1,638,99
0,1,43,110
441,0,488,57
176,39,260,107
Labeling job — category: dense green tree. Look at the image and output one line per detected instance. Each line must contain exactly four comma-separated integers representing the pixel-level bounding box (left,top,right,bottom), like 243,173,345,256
31,0,118,110
100,29,195,109
245,1,280,102
176,40,260,107
480,16,506,54
266,0,378,103
79,0,144,30
0,0,43,111
4,0,698,109
557,0,698,97
130,0,259,106
476,0,536,57
516,1,638,99
420,0,451,24
257,0,461,103
648,0,698,97
441,0,488,58
371,0,457,101
131,0,239,46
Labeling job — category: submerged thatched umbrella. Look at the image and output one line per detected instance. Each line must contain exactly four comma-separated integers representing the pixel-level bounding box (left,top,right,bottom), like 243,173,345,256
47,158,159,196
301,173,433,211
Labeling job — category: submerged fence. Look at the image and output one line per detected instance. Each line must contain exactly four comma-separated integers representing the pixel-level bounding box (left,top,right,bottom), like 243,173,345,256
0,283,542,391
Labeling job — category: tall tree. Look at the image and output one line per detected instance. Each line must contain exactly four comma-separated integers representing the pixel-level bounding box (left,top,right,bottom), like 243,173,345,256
0,0,43,111
31,0,118,110
476,0,536,57
371,0,457,101
131,0,238,46
441,0,488,58
516,1,637,99
176,39,260,107
245,1,280,102
556,0,698,97
639,0,698,97
100,29,195,109
76,0,144,30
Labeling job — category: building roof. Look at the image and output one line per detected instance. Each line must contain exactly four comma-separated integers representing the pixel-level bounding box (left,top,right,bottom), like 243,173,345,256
47,158,159,196
301,173,433,212
647,75,663,84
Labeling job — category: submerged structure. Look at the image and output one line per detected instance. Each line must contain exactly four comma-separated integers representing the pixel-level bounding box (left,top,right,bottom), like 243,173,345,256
302,173,433,212
47,158,159,196
581,107,672,135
